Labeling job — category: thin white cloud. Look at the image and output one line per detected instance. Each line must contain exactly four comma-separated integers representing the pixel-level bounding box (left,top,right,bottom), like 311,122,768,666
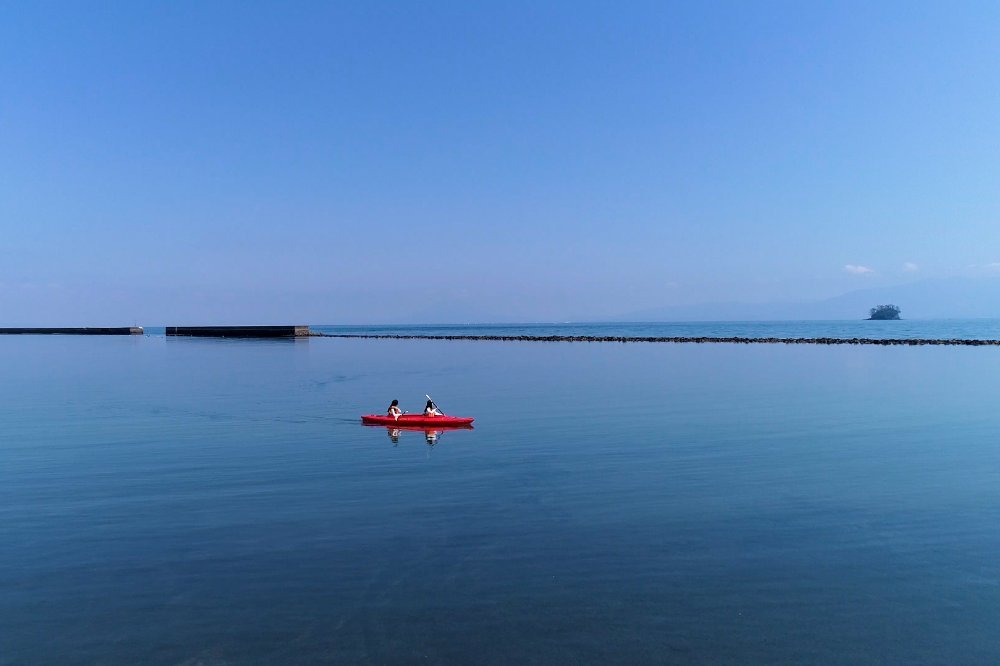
902,261,919,272
987,262,1000,271
844,264,875,275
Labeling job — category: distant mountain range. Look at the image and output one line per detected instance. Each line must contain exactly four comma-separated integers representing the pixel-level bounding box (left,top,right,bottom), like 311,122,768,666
610,277,1000,322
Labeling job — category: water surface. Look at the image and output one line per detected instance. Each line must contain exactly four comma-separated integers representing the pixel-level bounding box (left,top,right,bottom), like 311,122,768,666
3,335,1000,663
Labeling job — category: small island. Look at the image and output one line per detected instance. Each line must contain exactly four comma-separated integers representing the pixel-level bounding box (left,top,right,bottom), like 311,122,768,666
868,304,901,320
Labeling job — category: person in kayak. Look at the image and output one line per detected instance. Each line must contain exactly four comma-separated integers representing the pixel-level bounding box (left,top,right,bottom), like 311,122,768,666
423,399,442,416
387,399,402,419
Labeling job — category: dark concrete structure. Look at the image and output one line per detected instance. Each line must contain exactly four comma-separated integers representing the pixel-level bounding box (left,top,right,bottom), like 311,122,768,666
166,326,310,338
0,327,143,335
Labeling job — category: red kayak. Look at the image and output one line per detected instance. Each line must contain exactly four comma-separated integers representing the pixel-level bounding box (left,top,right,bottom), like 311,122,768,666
361,414,475,427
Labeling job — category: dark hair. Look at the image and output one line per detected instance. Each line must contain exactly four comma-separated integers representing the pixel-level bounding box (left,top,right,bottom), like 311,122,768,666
425,399,434,408
390,399,399,406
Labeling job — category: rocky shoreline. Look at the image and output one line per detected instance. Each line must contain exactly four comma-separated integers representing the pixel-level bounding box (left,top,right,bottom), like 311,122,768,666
314,333,1000,346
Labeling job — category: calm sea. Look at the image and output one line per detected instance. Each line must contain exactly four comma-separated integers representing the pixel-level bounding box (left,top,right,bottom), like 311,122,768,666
3,326,1000,664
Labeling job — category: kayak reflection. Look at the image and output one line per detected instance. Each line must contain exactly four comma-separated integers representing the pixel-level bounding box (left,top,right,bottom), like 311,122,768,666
367,423,474,447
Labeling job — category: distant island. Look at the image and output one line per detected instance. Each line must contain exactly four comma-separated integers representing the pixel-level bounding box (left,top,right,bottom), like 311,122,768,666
868,304,901,320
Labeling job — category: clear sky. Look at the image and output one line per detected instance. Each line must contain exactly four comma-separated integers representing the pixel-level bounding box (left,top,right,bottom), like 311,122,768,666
2,1,999,324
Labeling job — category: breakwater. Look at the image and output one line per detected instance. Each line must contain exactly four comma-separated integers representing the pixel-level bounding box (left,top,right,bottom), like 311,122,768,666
167,326,310,338
315,333,1000,346
0,327,143,335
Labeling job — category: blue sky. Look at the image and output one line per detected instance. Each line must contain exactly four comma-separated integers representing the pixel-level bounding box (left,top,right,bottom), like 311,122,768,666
2,1,999,324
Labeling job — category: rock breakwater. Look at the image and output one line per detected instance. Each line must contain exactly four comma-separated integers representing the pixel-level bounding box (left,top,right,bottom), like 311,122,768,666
314,334,1000,346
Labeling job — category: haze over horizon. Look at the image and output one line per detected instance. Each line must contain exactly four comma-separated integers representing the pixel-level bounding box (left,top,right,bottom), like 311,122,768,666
3,2,1000,325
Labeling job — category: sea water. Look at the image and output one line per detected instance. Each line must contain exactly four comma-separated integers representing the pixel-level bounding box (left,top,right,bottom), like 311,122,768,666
3,333,1000,663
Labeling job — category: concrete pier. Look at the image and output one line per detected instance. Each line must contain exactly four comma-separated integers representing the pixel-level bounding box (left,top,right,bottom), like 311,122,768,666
166,326,310,338
0,327,143,335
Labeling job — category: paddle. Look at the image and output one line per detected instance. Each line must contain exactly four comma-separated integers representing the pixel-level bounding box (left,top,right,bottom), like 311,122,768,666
425,394,445,415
